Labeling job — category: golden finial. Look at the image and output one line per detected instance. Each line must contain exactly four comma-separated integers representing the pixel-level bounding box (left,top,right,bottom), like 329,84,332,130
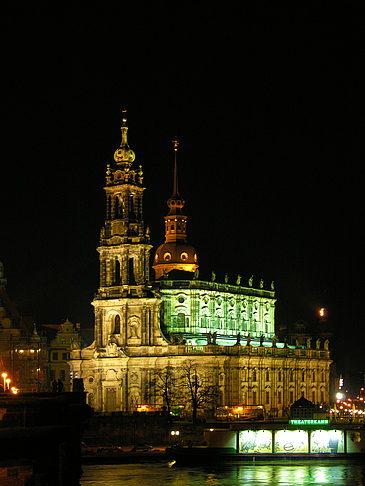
122,109,127,126
172,138,179,152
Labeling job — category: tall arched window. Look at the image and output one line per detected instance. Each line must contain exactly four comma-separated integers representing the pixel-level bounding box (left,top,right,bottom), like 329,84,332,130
115,259,121,285
114,315,121,334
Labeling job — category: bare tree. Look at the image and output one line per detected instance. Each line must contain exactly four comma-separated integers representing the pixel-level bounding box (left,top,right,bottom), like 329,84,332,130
179,360,221,424
149,365,177,415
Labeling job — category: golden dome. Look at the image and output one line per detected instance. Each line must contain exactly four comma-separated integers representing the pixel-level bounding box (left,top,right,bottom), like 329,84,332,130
153,242,198,279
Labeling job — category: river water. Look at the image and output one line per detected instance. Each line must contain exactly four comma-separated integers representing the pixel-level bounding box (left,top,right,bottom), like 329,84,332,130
80,461,365,485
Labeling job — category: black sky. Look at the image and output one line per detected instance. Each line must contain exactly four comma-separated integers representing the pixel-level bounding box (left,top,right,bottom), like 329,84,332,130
0,7,363,382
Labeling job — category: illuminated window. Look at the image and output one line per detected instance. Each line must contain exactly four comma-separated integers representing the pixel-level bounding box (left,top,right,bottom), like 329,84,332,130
194,253,197,262
164,252,172,261
181,252,188,261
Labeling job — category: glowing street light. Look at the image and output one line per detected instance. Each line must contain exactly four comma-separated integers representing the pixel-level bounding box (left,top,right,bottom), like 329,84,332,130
1,372,7,391
5,378,11,390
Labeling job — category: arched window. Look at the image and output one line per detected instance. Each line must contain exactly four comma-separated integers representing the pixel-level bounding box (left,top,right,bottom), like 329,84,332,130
114,315,121,334
177,313,185,328
115,259,121,285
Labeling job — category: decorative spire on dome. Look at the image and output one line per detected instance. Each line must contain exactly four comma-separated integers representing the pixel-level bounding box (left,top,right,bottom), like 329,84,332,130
167,139,185,215
152,139,198,279
113,110,136,167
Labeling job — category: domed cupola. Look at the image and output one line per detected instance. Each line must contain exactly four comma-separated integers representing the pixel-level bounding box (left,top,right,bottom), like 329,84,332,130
113,113,136,168
152,140,198,279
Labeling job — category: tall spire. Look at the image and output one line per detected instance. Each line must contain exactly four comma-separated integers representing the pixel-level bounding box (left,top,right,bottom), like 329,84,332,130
152,139,198,279
167,139,184,215
172,139,179,197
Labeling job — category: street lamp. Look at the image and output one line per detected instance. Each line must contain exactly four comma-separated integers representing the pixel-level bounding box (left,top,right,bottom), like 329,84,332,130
5,378,11,390
1,372,7,391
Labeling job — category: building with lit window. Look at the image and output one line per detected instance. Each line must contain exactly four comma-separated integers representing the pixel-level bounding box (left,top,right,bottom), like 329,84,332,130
44,319,81,391
69,116,332,416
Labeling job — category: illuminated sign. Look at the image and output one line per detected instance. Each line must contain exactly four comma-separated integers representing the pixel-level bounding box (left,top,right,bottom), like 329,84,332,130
239,430,272,453
275,430,308,453
311,430,344,453
290,419,329,425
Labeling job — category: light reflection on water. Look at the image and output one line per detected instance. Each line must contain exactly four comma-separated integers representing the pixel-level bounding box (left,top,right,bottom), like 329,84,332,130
80,461,365,486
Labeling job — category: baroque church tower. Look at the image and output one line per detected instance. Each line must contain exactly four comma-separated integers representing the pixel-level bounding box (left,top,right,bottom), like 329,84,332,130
92,114,164,354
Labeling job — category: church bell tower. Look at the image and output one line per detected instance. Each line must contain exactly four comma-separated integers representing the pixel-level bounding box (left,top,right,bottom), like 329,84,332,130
92,113,162,351
98,113,152,290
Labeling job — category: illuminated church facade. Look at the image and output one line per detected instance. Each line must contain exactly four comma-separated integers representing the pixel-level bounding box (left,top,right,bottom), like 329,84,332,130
69,117,332,416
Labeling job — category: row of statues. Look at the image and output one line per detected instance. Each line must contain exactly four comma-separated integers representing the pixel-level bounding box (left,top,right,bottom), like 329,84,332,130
168,331,329,350
207,271,274,290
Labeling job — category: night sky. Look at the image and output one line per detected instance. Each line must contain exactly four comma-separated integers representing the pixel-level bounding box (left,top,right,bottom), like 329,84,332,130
1,8,363,384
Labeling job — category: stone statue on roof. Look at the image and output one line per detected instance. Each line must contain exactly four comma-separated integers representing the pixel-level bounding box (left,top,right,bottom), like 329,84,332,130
212,331,217,345
246,333,251,346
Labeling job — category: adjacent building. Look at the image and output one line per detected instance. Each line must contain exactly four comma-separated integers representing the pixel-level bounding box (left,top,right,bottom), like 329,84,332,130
1,263,82,392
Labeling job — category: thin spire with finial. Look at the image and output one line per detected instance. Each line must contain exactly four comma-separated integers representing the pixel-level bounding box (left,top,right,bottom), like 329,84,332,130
120,109,129,147
172,138,179,197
